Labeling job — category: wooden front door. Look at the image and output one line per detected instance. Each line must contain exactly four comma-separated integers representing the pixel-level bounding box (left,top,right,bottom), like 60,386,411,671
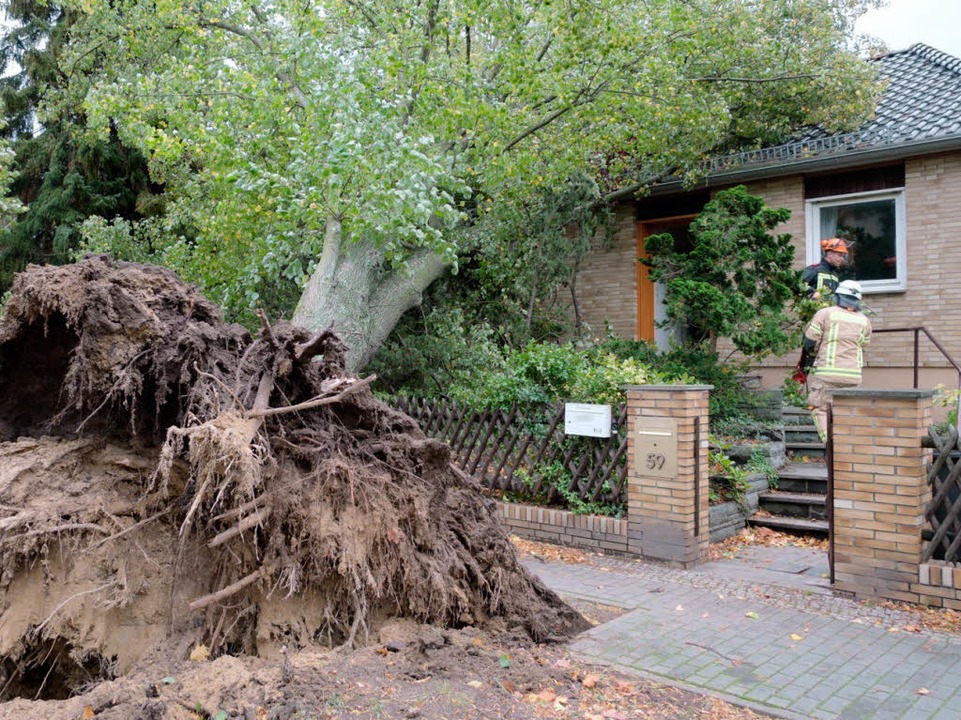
636,215,696,344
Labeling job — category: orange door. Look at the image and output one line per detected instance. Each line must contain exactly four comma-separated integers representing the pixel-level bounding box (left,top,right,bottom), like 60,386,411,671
636,216,696,343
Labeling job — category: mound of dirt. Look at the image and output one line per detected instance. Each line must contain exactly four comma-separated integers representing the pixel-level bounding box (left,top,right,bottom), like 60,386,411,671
0,256,588,706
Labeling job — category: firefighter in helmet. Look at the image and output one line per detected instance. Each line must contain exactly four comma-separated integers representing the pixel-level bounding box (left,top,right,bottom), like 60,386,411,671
801,280,872,441
802,237,850,301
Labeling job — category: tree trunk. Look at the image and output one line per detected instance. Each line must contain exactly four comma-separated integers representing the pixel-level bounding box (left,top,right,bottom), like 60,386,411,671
292,217,449,372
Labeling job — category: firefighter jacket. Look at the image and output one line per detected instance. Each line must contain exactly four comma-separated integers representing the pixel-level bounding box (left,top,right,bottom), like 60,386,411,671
802,259,843,297
803,306,872,383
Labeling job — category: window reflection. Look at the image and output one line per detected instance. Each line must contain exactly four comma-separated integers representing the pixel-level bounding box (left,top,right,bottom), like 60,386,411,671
818,198,898,281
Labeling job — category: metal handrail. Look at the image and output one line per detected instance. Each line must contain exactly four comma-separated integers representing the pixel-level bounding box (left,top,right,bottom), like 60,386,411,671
873,326,961,422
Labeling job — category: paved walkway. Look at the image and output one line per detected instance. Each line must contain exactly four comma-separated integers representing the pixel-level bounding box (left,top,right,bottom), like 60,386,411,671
526,547,961,719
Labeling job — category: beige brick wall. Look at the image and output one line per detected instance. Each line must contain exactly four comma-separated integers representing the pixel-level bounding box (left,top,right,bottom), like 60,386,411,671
829,388,961,609
575,205,637,341
497,502,629,554
626,385,711,566
747,154,961,381
576,152,961,390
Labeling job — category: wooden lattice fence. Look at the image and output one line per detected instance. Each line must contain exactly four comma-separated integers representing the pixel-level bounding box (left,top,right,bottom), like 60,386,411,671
924,425,961,562
393,397,628,513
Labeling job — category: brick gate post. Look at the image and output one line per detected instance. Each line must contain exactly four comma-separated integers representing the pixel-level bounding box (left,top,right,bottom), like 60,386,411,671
625,385,711,566
831,389,934,601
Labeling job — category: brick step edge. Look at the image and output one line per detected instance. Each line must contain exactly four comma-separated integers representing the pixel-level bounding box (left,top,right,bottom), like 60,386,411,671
748,515,828,534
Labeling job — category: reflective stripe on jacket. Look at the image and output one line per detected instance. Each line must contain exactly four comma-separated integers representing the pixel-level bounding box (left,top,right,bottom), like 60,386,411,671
804,306,872,382
802,261,840,296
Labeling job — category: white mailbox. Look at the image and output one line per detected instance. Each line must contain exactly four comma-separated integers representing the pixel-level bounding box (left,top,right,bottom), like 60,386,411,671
564,403,612,438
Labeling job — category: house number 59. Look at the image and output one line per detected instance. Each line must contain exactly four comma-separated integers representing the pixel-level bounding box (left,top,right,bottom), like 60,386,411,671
646,452,666,470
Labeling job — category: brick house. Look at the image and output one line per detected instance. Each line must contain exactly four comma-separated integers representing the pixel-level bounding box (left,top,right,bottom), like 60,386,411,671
577,43,961,395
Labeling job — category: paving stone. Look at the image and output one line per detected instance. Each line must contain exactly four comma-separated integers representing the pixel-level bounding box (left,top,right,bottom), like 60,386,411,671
528,549,961,719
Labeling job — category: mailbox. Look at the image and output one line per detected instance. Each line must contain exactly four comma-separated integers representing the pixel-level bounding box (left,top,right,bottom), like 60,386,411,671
564,403,612,438
633,416,677,478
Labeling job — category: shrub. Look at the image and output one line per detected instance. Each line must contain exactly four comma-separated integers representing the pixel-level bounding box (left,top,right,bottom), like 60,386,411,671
597,338,748,422
447,341,669,410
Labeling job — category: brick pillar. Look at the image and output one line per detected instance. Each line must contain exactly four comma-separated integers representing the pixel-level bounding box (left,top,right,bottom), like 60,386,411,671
831,389,934,601
625,385,712,566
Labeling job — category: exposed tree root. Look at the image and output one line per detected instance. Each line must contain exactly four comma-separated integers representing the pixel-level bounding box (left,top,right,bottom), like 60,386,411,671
0,256,588,695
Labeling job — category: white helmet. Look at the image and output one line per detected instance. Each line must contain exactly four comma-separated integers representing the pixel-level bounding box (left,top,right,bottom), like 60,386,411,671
835,280,862,309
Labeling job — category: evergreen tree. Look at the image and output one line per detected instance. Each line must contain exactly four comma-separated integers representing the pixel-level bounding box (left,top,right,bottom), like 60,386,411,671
0,1,154,290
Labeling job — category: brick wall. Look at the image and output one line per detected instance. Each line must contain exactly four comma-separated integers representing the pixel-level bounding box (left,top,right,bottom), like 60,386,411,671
830,388,961,609
575,205,637,340
626,384,711,566
497,502,629,554
575,151,961,387
738,152,961,377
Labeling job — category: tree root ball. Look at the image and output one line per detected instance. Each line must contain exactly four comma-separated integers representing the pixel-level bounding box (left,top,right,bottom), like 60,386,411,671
0,256,588,700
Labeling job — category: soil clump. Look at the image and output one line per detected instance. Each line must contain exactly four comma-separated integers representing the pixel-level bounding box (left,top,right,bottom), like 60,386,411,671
0,256,588,712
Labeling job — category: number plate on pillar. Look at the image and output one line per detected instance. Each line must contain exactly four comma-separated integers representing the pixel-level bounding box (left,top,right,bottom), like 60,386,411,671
634,416,677,478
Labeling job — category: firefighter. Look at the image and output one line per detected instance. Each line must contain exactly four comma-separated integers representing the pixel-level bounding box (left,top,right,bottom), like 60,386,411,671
801,280,872,441
802,237,850,301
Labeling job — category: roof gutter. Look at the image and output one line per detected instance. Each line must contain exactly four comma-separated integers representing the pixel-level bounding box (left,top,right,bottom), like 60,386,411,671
611,135,961,201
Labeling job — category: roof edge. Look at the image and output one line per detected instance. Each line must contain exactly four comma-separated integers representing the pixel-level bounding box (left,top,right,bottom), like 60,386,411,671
635,135,961,197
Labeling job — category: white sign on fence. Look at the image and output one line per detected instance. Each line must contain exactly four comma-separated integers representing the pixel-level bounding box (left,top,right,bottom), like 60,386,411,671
564,403,612,438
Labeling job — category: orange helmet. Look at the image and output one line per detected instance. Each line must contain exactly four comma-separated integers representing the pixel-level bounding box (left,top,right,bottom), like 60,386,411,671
820,237,848,255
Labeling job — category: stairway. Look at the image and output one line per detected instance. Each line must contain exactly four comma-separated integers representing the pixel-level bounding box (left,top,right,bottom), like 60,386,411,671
782,405,824,459
749,406,828,535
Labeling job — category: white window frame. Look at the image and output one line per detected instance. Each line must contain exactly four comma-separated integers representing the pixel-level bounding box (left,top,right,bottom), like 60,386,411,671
805,187,907,293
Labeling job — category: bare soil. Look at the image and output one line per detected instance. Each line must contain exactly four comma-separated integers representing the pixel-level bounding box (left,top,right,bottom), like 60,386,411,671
0,258,768,718
0,257,593,714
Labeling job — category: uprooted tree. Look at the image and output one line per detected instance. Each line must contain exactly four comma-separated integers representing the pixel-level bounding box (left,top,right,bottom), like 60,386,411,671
46,0,882,369
0,256,587,699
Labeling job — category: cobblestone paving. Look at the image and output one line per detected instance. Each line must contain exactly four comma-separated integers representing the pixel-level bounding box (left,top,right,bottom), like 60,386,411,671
526,552,961,719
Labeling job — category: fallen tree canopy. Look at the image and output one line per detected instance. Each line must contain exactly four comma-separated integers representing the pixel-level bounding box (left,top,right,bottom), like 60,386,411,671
0,255,587,703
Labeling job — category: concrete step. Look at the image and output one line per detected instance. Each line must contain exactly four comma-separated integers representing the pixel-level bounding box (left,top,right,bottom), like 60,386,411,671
782,406,813,426
787,441,826,460
776,461,828,494
784,424,821,444
759,491,827,521
748,514,829,535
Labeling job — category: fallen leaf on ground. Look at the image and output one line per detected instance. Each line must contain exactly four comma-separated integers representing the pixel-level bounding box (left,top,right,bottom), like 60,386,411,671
790,633,804,641
916,687,931,695
745,611,759,620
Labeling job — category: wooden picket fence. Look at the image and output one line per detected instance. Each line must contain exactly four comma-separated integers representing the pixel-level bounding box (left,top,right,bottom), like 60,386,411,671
925,425,961,562
393,397,629,510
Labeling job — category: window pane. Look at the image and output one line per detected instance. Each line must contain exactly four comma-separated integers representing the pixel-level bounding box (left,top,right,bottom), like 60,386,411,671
822,199,898,281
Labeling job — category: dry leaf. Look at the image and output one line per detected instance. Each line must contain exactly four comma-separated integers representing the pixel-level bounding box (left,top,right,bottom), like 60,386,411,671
745,611,760,620
500,679,516,693
582,673,600,689
602,710,629,720
537,688,558,703
675,604,684,611
189,644,210,662
82,706,95,720
915,687,931,696
386,527,403,544
790,633,804,642
467,680,483,688
374,647,388,656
